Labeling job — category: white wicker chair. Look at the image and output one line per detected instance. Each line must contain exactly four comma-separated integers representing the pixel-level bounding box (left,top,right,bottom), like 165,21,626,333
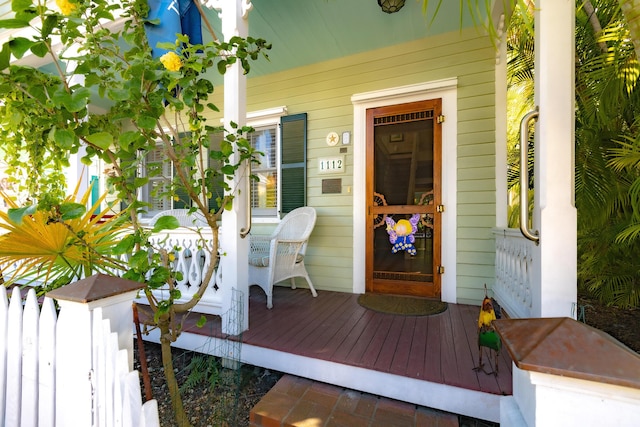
149,209,208,228
248,206,318,309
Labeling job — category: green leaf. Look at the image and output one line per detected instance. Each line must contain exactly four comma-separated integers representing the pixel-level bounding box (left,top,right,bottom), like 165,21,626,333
80,155,93,166
86,132,113,150
7,205,36,224
66,87,90,112
152,215,180,232
196,315,207,328
12,0,33,13
133,177,148,188
52,88,88,113
53,128,76,149
137,115,157,130
9,37,33,59
118,131,142,149
220,165,235,175
0,19,30,29
0,44,10,71
59,202,86,220
112,234,136,255
107,88,131,101
150,267,171,285
41,15,58,39
123,270,145,283
217,60,227,74
30,41,48,57
154,300,171,322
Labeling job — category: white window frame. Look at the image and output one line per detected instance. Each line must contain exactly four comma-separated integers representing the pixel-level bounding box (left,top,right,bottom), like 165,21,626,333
245,106,288,223
138,106,288,221
140,141,174,217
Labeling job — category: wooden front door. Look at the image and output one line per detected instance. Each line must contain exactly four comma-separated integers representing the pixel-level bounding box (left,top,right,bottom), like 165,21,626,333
366,99,442,298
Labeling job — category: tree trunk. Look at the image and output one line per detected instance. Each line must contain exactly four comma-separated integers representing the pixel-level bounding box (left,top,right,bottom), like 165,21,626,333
160,321,192,427
583,0,608,53
619,0,640,60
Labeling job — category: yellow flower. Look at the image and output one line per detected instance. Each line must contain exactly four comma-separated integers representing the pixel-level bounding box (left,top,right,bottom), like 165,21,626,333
160,51,183,72
56,0,77,15
168,253,176,262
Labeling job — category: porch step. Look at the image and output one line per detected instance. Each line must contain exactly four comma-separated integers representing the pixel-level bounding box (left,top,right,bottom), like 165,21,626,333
250,375,459,427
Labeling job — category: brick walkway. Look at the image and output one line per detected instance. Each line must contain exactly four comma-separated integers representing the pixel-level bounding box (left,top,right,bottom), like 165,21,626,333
250,375,459,427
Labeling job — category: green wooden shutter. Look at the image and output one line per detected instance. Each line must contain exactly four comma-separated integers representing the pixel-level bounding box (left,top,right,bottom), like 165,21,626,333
280,113,307,215
172,161,189,210
172,133,191,209
207,131,226,213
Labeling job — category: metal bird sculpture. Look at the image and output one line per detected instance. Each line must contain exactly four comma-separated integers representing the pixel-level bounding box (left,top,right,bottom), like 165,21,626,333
473,285,501,375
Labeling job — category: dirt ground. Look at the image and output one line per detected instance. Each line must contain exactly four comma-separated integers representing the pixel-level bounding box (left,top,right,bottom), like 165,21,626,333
578,295,640,353
133,341,282,427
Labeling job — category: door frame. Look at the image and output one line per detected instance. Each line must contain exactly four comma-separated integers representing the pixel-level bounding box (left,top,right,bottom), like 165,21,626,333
366,99,442,298
351,79,458,303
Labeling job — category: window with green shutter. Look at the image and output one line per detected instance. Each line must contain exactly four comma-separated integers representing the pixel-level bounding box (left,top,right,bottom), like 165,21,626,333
139,110,306,220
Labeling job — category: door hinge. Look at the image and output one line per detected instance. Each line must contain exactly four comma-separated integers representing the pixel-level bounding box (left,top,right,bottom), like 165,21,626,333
436,204,445,213
436,114,445,124
437,265,445,274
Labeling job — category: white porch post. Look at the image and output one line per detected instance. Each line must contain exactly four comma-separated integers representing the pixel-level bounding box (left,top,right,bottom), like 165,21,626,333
532,0,577,318
212,0,251,333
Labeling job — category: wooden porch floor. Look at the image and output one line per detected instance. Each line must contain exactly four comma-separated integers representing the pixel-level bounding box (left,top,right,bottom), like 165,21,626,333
145,286,513,422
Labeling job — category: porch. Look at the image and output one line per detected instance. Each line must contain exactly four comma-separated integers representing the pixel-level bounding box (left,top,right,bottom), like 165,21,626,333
139,286,512,423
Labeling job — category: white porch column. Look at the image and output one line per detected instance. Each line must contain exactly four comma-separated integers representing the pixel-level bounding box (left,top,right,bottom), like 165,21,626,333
212,0,251,333
65,48,91,200
532,0,577,317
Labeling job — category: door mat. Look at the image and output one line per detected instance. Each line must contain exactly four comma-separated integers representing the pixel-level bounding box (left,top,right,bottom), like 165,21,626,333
358,293,448,316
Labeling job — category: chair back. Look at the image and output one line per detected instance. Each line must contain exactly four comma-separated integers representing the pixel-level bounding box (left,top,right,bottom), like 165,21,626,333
273,207,316,243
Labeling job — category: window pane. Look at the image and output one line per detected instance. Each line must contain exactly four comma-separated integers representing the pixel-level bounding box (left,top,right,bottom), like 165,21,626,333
149,180,171,211
251,128,276,170
251,171,277,216
250,126,278,215
145,144,172,215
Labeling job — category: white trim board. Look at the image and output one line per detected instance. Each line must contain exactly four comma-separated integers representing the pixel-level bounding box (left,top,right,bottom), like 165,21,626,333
144,329,501,423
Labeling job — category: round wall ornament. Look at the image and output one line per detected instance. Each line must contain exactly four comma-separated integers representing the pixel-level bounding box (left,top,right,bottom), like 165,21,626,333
326,131,340,146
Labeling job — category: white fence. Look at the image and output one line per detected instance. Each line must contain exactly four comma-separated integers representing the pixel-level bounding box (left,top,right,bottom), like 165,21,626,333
493,228,534,318
0,283,159,427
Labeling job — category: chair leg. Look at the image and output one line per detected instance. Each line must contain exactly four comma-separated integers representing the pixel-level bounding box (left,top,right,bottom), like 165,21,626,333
306,275,318,297
290,277,297,290
266,291,273,309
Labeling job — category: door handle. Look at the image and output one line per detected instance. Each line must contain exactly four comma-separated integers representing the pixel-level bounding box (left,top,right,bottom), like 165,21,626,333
519,107,540,245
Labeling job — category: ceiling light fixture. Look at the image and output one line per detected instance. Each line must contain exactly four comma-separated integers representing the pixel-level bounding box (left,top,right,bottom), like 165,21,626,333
378,0,405,14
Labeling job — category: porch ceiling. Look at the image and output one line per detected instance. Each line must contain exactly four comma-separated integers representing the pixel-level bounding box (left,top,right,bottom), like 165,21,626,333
204,0,480,78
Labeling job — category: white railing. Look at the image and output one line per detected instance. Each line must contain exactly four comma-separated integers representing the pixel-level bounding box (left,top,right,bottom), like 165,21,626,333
493,228,534,318
1,228,224,316
0,284,159,427
132,229,223,315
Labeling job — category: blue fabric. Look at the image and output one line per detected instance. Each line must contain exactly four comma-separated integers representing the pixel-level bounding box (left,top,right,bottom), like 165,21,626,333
145,0,203,58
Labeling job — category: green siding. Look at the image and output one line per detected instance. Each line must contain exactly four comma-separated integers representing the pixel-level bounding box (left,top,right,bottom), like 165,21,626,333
210,27,497,299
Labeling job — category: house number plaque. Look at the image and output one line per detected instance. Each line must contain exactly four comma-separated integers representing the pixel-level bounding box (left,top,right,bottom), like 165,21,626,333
318,155,345,174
